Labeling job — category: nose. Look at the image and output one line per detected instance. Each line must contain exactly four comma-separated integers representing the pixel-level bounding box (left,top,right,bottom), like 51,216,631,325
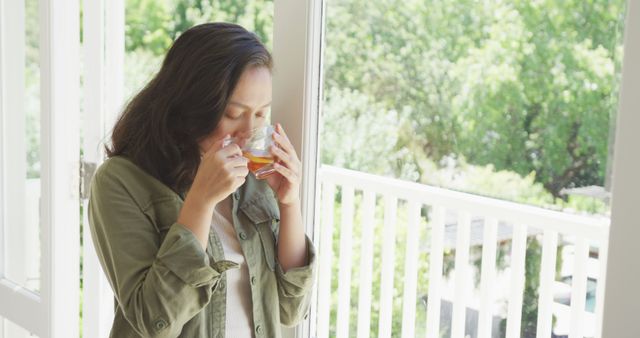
233,114,265,138
231,117,255,140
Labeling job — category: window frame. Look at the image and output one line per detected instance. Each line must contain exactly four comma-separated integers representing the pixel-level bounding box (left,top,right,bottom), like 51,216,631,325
272,0,325,337
272,0,640,337
601,1,640,337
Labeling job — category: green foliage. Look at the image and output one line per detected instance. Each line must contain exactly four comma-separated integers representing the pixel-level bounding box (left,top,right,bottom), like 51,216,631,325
521,237,543,337
126,0,174,54
122,0,274,101
124,50,164,101
323,0,626,198
169,0,274,48
26,0,41,178
125,0,273,55
420,155,555,207
455,1,625,197
321,87,418,181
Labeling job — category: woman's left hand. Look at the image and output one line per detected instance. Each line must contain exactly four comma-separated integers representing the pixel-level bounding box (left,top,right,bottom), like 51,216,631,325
265,123,302,207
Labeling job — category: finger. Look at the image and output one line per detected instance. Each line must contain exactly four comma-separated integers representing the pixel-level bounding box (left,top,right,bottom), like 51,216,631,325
204,134,231,156
271,145,298,169
275,123,298,157
226,161,248,178
233,176,247,188
228,155,249,168
276,123,288,139
232,166,249,178
220,143,242,158
272,131,297,158
273,162,297,182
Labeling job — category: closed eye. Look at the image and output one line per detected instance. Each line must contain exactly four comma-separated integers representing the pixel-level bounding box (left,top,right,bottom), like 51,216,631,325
225,110,267,120
225,113,242,120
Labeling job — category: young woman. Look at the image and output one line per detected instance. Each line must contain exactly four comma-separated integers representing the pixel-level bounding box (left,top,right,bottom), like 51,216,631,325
88,22,316,338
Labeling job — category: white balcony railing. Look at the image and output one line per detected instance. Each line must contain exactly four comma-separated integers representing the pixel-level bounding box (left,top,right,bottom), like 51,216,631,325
315,165,609,338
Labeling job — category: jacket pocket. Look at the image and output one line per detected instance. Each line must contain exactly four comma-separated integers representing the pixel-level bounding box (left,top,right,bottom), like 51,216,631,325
255,219,278,271
143,196,182,234
240,194,280,272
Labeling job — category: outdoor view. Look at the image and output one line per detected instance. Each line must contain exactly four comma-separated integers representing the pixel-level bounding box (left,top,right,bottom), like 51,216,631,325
318,1,626,338
13,0,627,337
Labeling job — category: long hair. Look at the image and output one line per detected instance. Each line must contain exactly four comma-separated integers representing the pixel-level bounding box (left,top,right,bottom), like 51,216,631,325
106,22,273,195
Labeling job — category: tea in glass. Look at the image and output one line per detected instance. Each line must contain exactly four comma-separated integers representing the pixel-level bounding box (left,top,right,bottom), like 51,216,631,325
242,125,276,179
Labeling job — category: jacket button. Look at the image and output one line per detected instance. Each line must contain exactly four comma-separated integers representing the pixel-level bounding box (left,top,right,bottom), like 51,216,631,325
250,276,256,285
154,319,167,330
239,232,247,240
256,325,263,335
271,219,278,226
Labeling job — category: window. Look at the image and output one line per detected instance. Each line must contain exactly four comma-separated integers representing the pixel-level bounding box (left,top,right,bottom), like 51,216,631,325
1,0,43,336
1,1,637,337
314,1,627,338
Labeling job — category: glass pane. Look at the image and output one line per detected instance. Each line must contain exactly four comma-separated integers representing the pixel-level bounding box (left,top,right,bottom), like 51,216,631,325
2,317,40,338
321,0,626,214
3,0,41,293
318,1,626,337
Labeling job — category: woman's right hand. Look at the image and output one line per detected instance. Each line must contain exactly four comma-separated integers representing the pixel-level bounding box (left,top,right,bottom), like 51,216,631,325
191,135,249,207
178,135,247,250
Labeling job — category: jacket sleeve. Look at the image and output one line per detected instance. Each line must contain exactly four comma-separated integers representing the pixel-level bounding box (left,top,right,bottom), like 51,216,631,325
88,166,237,337
276,236,317,327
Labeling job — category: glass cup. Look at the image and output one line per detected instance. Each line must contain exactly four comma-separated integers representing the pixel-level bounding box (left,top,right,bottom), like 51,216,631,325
239,125,277,179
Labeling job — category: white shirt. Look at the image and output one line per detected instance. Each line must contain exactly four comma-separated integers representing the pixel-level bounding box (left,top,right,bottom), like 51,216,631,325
212,196,255,338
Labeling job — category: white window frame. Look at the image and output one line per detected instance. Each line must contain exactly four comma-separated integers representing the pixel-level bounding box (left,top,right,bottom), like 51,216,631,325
272,0,324,337
80,0,124,337
0,0,81,337
601,1,640,338
273,0,640,338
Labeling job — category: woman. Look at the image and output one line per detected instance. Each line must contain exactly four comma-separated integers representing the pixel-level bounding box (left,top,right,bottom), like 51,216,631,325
88,22,316,338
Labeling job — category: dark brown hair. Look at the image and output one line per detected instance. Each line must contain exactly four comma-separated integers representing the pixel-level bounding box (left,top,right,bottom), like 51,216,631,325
106,22,272,195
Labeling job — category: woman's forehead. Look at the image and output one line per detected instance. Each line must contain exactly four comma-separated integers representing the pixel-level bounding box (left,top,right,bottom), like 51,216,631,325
228,67,272,108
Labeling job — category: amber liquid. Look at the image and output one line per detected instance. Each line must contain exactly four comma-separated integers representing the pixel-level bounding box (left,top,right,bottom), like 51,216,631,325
243,151,275,177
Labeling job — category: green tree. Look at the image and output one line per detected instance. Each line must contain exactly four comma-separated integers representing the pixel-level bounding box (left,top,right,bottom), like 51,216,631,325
125,0,273,55
126,0,174,54
454,0,626,197
321,87,418,181
168,0,273,49
322,0,626,198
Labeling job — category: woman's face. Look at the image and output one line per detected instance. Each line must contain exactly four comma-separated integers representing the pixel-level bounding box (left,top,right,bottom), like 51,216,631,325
199,66,272,153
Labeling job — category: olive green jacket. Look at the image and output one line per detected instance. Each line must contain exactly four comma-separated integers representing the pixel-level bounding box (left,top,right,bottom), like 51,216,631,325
88,156,316,338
